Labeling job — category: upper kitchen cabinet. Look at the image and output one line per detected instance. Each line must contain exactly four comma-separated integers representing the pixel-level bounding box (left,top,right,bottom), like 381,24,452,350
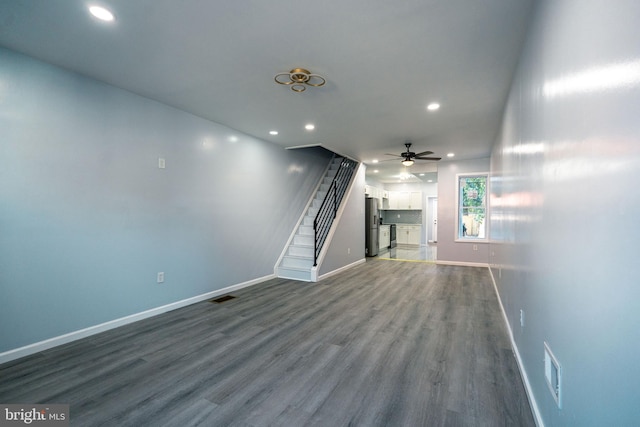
387,191,422,210
364,185,388,206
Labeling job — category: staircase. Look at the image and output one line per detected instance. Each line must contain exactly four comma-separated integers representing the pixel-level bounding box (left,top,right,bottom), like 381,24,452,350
276,156,357,282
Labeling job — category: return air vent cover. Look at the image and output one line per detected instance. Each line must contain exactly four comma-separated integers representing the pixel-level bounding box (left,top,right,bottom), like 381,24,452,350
544,341,562,408
210,295,237,304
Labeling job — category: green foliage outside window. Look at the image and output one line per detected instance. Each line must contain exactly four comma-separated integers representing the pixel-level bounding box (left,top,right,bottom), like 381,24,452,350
459,175,487,239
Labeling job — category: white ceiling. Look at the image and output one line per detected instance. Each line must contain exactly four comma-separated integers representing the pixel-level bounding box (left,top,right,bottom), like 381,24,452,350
0,0,534,183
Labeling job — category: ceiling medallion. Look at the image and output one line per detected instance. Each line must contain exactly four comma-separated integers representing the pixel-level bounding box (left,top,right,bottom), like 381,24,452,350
274,68,326,92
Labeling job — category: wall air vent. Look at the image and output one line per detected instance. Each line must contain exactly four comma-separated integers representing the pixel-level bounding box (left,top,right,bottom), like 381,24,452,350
544,341,562,408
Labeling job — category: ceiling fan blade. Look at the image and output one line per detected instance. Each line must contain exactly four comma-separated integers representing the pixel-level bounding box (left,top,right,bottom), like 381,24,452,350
384,153,402,158
414,156,442,161
414,150,434,156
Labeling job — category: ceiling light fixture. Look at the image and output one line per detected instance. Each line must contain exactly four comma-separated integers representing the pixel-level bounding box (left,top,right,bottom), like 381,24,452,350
427,102,440,111
275,68,326,92
89,5,115,21
269,130,278,135
447,152,455,157
305,123,315,131
402,157,415,167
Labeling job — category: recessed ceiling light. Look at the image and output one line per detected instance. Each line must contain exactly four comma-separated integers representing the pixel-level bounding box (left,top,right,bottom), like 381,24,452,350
374,170,379,173
427,102,440,111
305,123,315,131
269,130,278,135
447,152,455,157
89,5,115,22
372,159,379,164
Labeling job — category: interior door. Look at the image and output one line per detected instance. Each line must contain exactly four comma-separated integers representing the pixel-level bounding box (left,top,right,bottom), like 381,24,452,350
427,197,438,243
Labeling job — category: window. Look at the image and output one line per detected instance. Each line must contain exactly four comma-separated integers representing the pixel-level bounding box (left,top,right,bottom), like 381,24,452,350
457,174,488,240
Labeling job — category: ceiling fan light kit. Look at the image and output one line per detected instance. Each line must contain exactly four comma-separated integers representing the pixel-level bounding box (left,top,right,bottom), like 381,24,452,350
275,68,326,92
386,142,442,166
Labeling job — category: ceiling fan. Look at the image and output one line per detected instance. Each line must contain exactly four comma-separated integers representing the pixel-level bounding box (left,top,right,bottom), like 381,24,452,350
385,142,442,166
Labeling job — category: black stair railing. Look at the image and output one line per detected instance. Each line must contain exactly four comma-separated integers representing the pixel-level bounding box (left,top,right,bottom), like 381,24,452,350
313,157,358,266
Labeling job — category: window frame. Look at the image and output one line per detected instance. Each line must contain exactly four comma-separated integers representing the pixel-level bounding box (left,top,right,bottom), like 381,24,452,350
455,172,489,242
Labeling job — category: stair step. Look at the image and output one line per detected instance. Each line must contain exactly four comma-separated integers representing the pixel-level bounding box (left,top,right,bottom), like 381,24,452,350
294,234,314,246
289,244,314,257
282,255,314,269
298,225,313,235
277,266,312,282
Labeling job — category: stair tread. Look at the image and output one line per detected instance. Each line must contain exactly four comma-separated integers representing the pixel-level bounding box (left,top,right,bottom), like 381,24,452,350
278,266,314,273
284,255,313,260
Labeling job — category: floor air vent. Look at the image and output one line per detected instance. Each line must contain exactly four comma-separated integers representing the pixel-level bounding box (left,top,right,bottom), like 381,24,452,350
210,295,236,304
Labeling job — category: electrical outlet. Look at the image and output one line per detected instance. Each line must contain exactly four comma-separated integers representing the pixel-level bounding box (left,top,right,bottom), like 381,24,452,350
158,158,166,169
520,309,525,327
157,272,164,283
347,248,351,254
473,244,478,251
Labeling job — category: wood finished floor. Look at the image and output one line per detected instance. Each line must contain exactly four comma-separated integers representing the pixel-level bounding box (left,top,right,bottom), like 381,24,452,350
0,260,535,427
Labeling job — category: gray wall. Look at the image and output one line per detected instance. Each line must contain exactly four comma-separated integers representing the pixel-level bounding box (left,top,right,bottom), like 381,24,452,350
437,158,491,264
490,0,640,424
0,48,333,353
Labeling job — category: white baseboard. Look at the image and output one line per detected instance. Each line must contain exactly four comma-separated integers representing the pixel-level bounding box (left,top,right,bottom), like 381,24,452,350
317,258,366,281
488,266,544,427
435,260,489,268
0,274,274,365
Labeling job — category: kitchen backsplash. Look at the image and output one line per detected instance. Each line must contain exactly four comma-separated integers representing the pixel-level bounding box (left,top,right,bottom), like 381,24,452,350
380,210,422,224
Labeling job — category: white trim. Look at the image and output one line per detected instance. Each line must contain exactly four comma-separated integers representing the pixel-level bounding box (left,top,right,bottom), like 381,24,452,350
435,260,489,268
0,274,274,365
316,258,366,281
488,266,545,427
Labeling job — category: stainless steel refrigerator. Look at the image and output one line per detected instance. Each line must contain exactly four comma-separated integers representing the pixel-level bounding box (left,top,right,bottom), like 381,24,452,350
365,197,379,256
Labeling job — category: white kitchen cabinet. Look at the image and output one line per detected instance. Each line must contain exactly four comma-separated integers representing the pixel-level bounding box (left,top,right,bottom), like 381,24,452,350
379,225,390,250
387,191,422,209
365,185,386,207
408,191,422,209
397,225,421,246
407,225,421,245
